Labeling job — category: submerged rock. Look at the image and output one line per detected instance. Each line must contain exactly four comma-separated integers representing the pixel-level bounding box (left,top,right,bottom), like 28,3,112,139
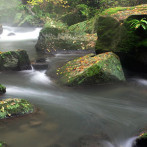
57,52,125,86
7,32,15,36
133,132,147,147
0,84,6,94
0,98,34,119
0,50,31,71
32,63,48,70
71,134,110,147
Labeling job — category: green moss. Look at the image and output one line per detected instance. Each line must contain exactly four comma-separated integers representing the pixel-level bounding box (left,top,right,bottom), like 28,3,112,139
101,7,131,15
57,52,125,86
137,39,147,48
41,27,63,36
0,84,6,94
68,18,95,34
0,98,34,119
0,141,7,147
60,10,86,26
140,133,147,139
95,12,147,54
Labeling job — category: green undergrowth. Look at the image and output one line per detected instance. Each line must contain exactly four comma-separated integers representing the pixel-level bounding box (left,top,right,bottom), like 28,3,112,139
0,98,34,119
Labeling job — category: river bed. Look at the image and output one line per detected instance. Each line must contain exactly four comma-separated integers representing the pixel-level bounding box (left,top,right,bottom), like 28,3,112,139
0,26,147,147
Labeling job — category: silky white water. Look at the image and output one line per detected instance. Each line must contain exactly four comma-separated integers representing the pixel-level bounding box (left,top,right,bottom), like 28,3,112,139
0,26,41,41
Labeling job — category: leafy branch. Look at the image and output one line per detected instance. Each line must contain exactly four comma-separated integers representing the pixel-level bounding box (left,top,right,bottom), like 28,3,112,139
129,18,147,30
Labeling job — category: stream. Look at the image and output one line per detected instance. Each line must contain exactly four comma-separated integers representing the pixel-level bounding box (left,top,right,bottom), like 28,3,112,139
0,26,147,147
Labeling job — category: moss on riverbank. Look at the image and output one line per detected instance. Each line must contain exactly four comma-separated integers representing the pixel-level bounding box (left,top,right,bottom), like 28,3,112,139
0,84,6,94
0,98,34,119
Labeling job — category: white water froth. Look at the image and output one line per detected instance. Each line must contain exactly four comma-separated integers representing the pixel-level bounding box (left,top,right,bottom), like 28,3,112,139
21,67,51,85
120,136,137,147
136,78,147,86
0,26,41,41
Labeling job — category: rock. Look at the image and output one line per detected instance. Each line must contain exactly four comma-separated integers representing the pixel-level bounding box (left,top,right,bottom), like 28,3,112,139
0,98,34,119
0,50,31,71
36,58,46,63
32,57,48,70
30,120,42,127
95,5,147,54
57,52,125,86
7,32,15,36
0,141,7,147
0,84,6,94
133,132,147,147
94,5,147,73
32,63,48,70
60,10,86,26
35,26,95,55
0,24,3,34
71,135,109,147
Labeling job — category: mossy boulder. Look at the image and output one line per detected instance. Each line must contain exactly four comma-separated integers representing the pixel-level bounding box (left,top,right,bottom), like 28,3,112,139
95,4,147,54
35,18,96,54
57,52,125,86
133,132,147,147
0,84,6,94
60,10,86,26
0,50,31,71
0,98,34,119
36,27,96,54
0,141,7,147
95,5,147,73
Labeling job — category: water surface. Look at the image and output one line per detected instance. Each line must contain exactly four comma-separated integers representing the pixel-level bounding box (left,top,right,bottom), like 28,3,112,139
0,26,147,147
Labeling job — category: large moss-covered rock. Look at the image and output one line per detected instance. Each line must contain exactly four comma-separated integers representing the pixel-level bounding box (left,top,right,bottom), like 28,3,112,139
57,52,125,86
36,27,96,54
35,18,96,54
0,50,31,71
0,98,34,119
95,5,147,54
95,5,147,73
133,132,147,147
0,84,6,94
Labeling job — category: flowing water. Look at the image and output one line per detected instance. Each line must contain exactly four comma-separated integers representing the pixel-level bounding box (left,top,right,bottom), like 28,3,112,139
0,26,147,147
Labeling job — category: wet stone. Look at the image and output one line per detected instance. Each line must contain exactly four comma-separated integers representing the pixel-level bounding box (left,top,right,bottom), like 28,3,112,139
29,121,42,127
71,135,109,147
